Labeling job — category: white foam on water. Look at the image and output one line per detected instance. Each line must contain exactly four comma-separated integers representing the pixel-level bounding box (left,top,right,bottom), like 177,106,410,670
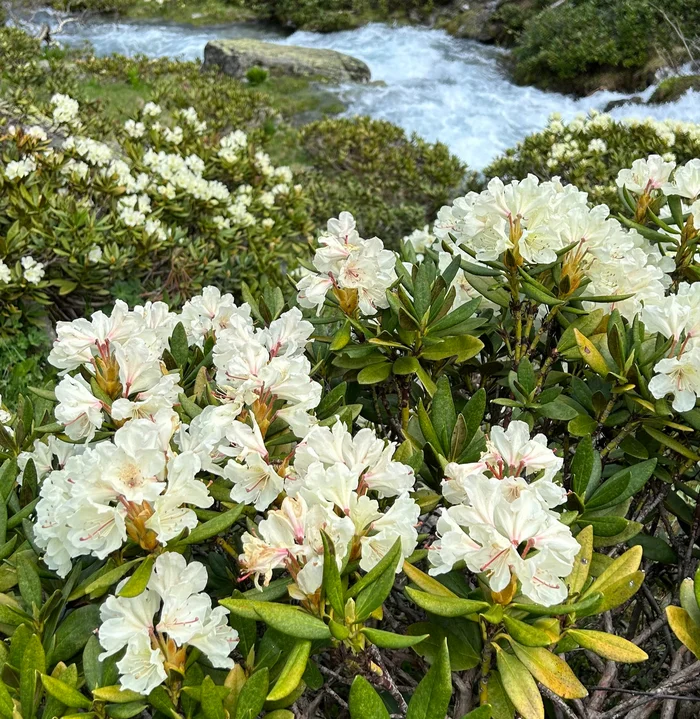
19,12,700,169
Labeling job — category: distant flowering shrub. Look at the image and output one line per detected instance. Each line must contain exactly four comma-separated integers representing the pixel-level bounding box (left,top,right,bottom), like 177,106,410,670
485,111,700,211
0,93,309,342
2,154,700,718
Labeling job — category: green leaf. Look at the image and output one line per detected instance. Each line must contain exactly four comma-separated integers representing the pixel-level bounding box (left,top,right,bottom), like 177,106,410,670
105,701,148,718
405,587,488,617
41,674,92,709
567,526,593,597
200,676,225,719
221,600,331,640
420,335,484,362
118,556,155,598
408,620,479,671
354,539,402,622
431,377,456,456
92,687,144,703
349,676,389,719
406,637,452,719
362,628,429,649
234,669,269,719
266,639,311,702
586,459,656,511
643,426,700,461
83,636,103,692
461,707,492,719
347,538,402,600
537,399,578,421
79,558,144,600
393,356,421,375
178,504,244,545
485,672,514,719
571,436,594,497
502,617,553,648
321,532,345,618
567,414,597,437
511,593,603,617
330,321,352,351
168,322,189,367
21,633,45,718
51,604,102,665
627,534,676,564
357,362,392,385
0,679,13,719
148,685,181,719
18,559,42,611
494,647,543,719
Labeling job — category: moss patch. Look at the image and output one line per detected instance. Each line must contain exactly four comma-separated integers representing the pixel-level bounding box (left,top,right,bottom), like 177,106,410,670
649,75,700,104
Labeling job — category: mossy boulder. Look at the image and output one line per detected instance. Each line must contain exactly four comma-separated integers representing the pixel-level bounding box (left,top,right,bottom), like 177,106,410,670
648,75,700,104
203,39,371,84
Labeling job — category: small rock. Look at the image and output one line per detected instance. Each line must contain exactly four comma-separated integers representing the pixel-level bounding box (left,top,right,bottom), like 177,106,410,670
602,96,644,112
203,39,371,84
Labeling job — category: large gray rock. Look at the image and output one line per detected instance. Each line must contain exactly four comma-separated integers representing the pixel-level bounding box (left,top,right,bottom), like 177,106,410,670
203,39,371,84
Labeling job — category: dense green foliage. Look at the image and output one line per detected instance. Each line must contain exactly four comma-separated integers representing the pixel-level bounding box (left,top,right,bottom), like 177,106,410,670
300,116,466,241
512,0,700,91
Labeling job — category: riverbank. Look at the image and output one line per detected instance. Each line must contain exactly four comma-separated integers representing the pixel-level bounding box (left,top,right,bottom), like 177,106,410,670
36,0,700,95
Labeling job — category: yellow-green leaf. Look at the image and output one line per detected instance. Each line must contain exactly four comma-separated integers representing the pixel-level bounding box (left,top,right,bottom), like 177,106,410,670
402,561,456,597
509,642,587,699
583,546,642,599
41,675,92,709
566,630,647,663
666,606,700,659
267,640,311,702
574,329,609,376
405,587,488,618
567,525,593,597
494,647,543,719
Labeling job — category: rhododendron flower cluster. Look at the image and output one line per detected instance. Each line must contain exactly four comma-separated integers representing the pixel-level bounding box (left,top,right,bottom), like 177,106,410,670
239,420,420,597
297,211,397,316
98,553,238,694
434,174,673,321
431,421,578,606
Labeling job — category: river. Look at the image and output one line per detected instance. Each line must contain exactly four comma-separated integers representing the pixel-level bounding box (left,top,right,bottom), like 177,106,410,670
16,9,700,169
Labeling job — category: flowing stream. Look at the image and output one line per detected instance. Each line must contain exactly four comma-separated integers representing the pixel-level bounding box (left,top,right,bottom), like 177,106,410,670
17,9,700,169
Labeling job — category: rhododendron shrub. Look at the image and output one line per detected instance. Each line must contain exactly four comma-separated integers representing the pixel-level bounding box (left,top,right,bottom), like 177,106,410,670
1,155,700,717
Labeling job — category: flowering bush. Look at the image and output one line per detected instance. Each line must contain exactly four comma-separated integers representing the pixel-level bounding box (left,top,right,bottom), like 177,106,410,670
485,112,700,211
0,92,308,336
1,152,700,718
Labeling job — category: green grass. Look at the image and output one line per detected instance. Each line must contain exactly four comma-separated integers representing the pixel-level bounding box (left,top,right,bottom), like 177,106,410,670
124,0,263,26
254,76,346,122
78,78,154,121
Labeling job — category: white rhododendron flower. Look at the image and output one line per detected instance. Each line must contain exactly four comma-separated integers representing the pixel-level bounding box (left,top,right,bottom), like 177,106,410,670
98,553,238,695
297,211,397,316
616,155,676,195
5,158,37,180
33,411,212,575
0,260,11,284
432,420,576,606
434,171,672,321
239,420,420,595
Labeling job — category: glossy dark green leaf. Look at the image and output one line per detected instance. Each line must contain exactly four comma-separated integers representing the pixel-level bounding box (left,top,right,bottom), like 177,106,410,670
406,637,452,719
